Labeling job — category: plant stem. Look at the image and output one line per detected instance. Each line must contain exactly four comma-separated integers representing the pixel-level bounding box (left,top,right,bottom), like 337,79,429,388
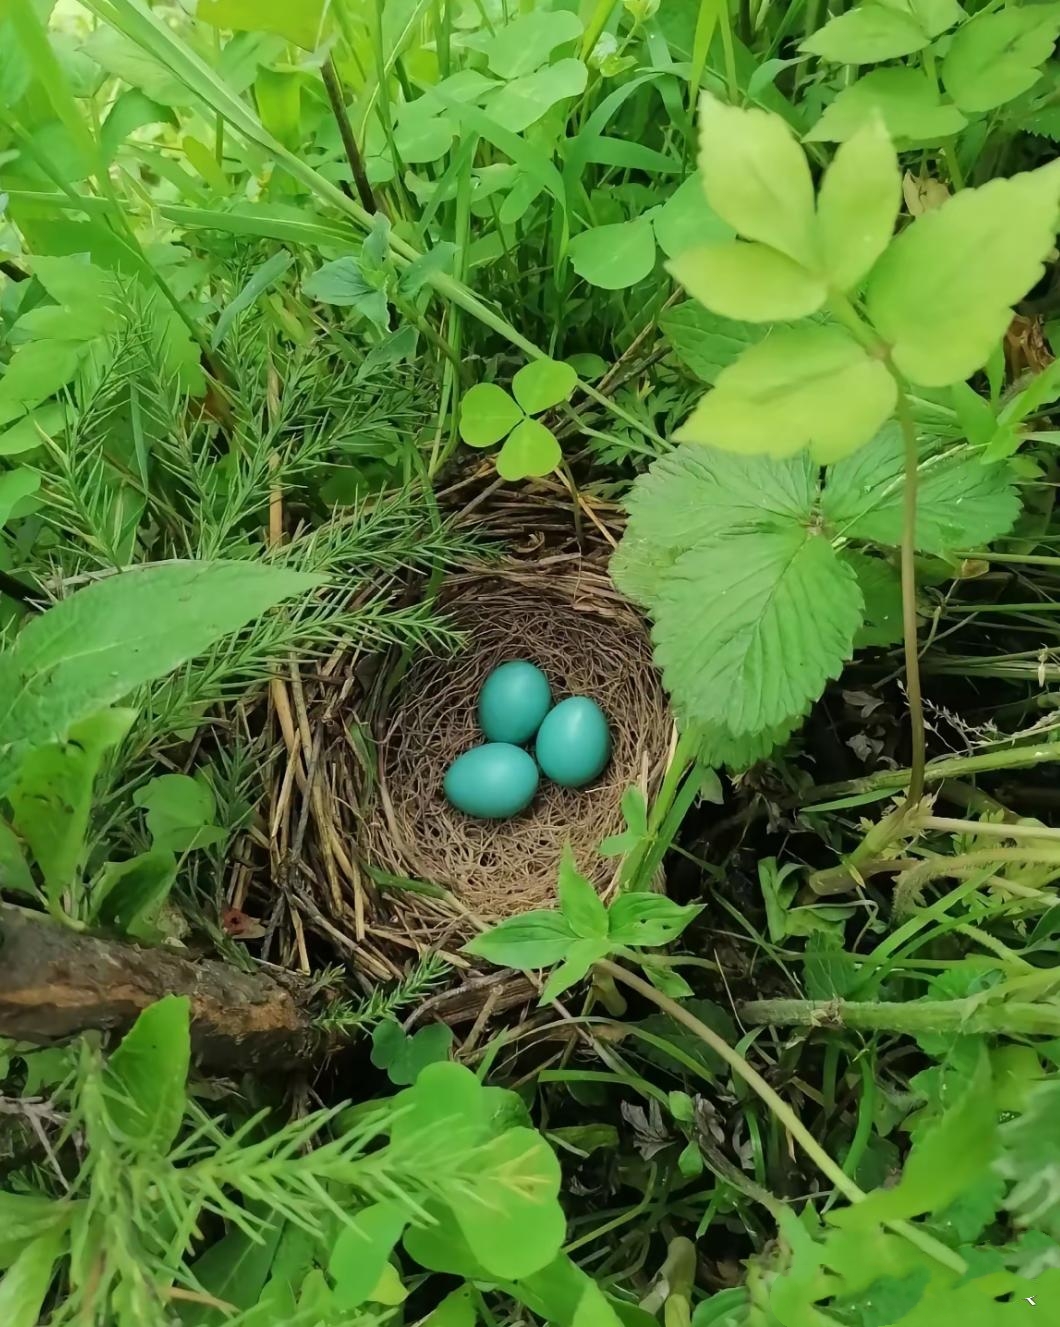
741,997,1060,1036
320,57,379,215
596,959,967,1276
894,386,927,807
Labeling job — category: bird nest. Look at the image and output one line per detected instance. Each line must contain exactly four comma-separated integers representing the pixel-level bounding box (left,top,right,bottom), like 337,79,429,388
266,487,672,992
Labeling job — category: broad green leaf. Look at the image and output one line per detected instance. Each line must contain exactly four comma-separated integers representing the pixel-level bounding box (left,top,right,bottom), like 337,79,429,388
816,118,900,291
398,242,457,298
822,424,1020,554
132,773,224,852
611,443,818,605
844,551,904,648
196,0,329,50
942,7,1060,114
568,219,656,290
103,995,190,1155
807,69,967,144
302,257,388,331
482,9,583,79
391,1062,489,1152
651,173,733,259
424,1285,477,1327
0,561,321,788
677,326,897,462
801,0,962,65
496,418,562,480
0,404,65,457
32,255,114,309
0,340,85,417
0,819,35,897
463,910,577,969
539,938,609,1004
10,708,136,905
0,1228,63,1327
485,60,588,135
659,302,764,383
85,26,192,106
453,1127,565,1277
652,528,863,735
92,849,178,940
607,894,704,946
557,846,608,939
100,88,175,163
697,93,818,267
459,383,523,447
668,242,826,321
513,359,578,415
866,164,1060,387
0,1195,68,1272
329,1202,408,1310
0,469,40,527
371,1020,453,1085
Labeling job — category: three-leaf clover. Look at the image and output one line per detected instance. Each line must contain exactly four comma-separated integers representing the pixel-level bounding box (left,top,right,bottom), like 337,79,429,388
459,359,577,480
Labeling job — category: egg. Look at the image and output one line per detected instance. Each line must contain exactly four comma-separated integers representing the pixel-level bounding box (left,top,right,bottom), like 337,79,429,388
535,697,611,788
443,743,540,819
477,660,552,746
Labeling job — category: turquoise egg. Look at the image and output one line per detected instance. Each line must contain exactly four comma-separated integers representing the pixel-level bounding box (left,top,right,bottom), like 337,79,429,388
478,660,552,746
444,743,540,819
535,697,611,789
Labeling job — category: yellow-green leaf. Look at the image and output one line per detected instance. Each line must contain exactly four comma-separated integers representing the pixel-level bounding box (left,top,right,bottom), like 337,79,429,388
668,242,826,321
676,326,897,462
459,383,523,448
696,93,818,267
942,6,1060,114
496,418,561,480
816,118,900,291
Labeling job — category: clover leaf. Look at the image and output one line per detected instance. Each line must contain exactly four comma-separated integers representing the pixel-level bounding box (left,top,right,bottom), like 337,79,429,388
459,359,576,480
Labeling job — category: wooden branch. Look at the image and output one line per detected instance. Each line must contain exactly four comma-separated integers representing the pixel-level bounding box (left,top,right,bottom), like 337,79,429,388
0,905,319,1071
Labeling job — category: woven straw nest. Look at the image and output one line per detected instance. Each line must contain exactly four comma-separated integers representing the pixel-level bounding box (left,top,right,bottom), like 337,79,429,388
278,487,673,989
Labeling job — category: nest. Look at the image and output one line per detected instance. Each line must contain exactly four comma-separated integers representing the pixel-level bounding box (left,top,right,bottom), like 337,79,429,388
261,487,673,992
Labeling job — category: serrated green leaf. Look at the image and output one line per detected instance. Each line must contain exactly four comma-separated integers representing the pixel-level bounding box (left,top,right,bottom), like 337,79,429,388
688,714,803,771
865,164,1060,387
653,528,863,735
843,550,904,647
568,218,656,290
513,359,577,415
668,242,826,321
802,0,961,65
697,92,818,267
464,911,577,969
608,894,703,946
496,418,561,480
997,1079,1060,1238
816,118,900,291
611,443,817,605
943,6,1060,114
459,383,523,448
659,302,765,384
823,423,1021,554
677,326,897,463
806,68,967,144
558,846,608,939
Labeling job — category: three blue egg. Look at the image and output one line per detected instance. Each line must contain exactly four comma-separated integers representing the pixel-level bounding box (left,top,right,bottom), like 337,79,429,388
444,659,611,819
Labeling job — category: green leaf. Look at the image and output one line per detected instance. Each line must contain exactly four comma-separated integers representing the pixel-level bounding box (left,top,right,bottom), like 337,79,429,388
398,242,457,298
92,849,178,940
485,60,588,135
329,1202,408,1310
132,773,224,852
651,173,733,259
464,910,577,969
690,715,802,772
568,219,656,290
558,846,608,939
801,0,961,64
453,1127,565,1277
942,6,1060,114
0,819,35,897
425,1285,478,1327
697,93,817,267
513,359,578,415
659,302,764,384
0,1195,68,1273
611,443,817,605
0,405,65,457
677,326,897,462
608,894,703,946
196,0,329,50
540,938,609,1004
0,1228,63,1327
370,1020,453,1086
816,118,900,291
807,68,967,144
496,418,562,480
10,708,136,905
652,528,863,734
482,9,583,79
865,163,1060,387
844,551,904,648
668,242,826,321
0,561,321,790
598,786,649,857
997,1079,1060,1238
0,469,40,528
0,340,84,417
85,26,192,106
823,423,1021,554
302,257,389,331
103,995,190,1155
459,383,523,448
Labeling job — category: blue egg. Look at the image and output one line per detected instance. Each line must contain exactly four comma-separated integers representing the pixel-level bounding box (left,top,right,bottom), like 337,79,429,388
535,697,611,789
444,743,540,819
478,660,552,746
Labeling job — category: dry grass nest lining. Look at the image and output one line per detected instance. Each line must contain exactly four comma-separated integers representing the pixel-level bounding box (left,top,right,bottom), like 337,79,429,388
366,563,672,919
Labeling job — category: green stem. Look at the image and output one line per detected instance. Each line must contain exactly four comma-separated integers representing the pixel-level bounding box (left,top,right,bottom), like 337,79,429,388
741,996,1060,1036
895,387,927,806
